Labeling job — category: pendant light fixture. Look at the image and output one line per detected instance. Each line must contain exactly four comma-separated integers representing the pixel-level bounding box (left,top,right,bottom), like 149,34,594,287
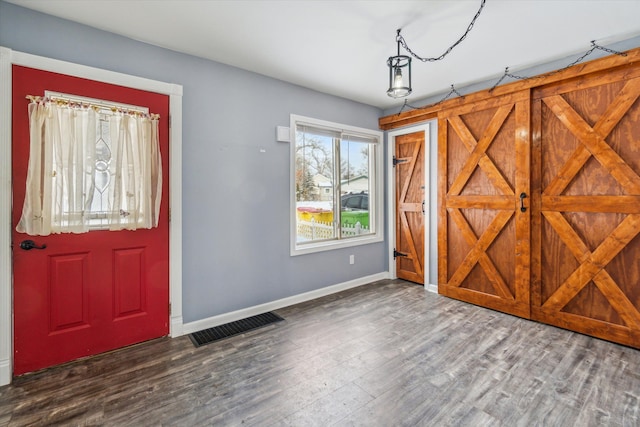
387,29,412,98
386,0,486,99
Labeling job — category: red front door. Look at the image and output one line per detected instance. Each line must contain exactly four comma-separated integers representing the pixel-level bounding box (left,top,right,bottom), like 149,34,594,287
11,66,170,375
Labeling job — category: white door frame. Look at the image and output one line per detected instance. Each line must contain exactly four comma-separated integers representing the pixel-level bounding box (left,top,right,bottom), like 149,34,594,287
0,47,184,386
386,123,432,289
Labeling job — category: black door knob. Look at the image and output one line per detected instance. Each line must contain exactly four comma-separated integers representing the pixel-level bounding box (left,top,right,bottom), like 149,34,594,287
19,240,47,250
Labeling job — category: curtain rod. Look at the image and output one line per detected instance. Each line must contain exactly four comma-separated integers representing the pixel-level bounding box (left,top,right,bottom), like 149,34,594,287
25,93,159,119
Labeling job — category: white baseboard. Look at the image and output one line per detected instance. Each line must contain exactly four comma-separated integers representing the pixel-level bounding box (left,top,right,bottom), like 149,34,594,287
425,283,438,293
181,272,390,335
170,315,184,338
0,359,10,386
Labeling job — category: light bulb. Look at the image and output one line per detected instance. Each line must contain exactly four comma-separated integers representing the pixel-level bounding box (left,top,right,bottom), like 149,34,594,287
393,68,404,88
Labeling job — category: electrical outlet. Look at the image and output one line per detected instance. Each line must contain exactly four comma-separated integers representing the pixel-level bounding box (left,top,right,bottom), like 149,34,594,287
349,254,355,265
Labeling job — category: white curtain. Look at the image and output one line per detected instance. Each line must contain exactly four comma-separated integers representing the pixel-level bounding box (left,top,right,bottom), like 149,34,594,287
16,99,162,235
108,112,162,231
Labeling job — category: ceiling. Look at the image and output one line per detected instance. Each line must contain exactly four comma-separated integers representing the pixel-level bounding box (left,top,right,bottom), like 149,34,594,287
7,0,640,109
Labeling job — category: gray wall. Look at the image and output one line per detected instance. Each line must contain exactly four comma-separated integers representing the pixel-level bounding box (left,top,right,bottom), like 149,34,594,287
0,1,387,323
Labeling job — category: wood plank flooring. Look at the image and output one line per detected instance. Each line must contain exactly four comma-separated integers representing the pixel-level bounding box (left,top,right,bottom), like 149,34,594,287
2,279,640,426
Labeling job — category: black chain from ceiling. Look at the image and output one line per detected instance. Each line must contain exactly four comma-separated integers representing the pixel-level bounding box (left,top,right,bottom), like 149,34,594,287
397,0,486,63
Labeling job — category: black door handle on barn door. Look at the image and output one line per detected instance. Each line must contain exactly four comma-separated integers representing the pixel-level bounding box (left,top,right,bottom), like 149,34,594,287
519,193,527,212
19,240,47,250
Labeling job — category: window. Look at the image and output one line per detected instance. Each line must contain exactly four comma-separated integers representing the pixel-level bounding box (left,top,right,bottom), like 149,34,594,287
290,115,383,255
16,93,162,235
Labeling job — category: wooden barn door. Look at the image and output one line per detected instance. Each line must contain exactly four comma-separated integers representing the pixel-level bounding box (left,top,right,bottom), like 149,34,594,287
438,91,531,318
395,131,425,284
531,66,640,347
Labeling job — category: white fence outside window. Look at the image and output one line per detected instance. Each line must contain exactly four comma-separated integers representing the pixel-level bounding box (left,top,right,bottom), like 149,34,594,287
297,218,368,241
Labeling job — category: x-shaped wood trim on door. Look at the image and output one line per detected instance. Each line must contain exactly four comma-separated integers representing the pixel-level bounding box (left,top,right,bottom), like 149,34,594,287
447,105,515,197
444,104,515,294
397,137,424,280
541,211,640,329
542,80,640,196
447,208,514,298
538,78,640,326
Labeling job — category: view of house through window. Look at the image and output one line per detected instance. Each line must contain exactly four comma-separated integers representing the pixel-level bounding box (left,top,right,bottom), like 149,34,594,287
292,116,381,253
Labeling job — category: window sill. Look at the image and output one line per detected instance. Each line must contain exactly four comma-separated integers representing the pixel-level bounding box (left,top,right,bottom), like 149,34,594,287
291,233,383,256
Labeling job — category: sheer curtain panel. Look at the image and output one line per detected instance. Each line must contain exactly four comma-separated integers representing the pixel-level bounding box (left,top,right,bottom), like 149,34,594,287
108,112,162,231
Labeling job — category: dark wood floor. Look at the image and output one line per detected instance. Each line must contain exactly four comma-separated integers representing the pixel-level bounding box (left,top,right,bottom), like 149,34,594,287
2,279,640,426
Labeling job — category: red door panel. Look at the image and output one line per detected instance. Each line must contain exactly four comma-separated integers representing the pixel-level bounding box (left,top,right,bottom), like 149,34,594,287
49,253,91,333
114,247,147,318
12,65,170,375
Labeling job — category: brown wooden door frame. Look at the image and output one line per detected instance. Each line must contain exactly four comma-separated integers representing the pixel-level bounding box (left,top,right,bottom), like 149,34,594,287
387,124,431,288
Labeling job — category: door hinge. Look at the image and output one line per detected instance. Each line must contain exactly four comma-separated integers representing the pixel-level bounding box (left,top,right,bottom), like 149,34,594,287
394,249,408,259
169,302,172,317
393,156,409,166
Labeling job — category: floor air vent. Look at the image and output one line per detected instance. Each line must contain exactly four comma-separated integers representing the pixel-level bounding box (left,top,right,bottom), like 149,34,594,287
189,312,284,347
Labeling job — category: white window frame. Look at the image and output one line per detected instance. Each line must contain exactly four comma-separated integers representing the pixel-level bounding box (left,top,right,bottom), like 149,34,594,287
290,114,383,256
